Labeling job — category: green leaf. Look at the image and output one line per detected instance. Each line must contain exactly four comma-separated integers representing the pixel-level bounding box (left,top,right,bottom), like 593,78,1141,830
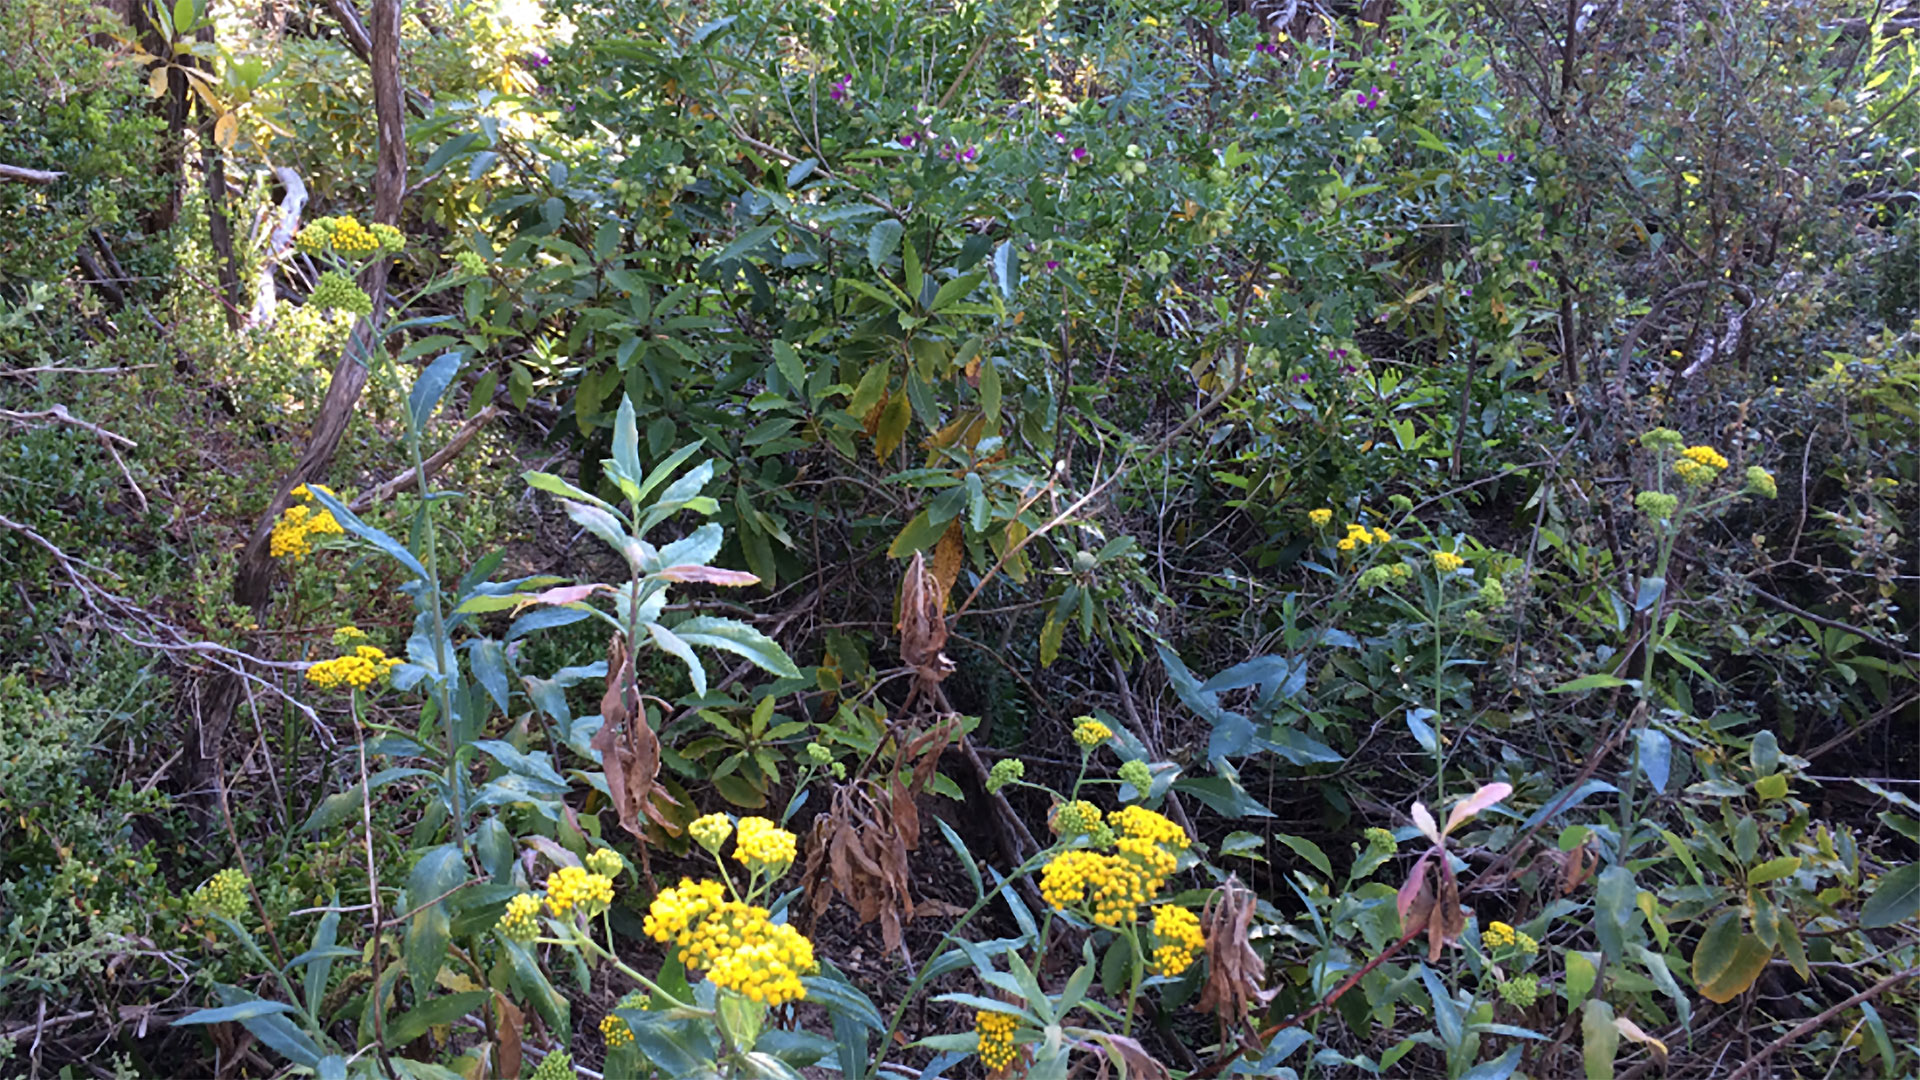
1564,951,1597,1006
930,272,985,312
387,991,489,1046
1750,730,1781,775
648,621,709,696
887,510,948,558
671,616,802,679
611,396,643,500
524,470,614,512
772,341,807,396
1859,861,1920,929
978,354,1002,424
302,908,341,1015
1275,834,1333,879
173,1000,303,1026
1582,999,1619,1080
404,845,468,1005
713,224,781,264
873,392,911,461
303,487,428,581
1552,673,1635,693
504,941,569,1038
409,351,464,432
1173,775,1273,818
903,240,923,304
1593,865,1636,962
848,361,890,419
1748,856,1801,885
936,818,983,901
1692,910,1773,1003
866,219,903,271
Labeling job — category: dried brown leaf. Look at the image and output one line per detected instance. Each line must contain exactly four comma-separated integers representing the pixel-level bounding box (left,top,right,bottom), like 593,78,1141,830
492,993,523,1080
590,636,679,870
1083,1032,1173,1080
1196,876,1275,1023
897,551,954,695
1430,859,1464,962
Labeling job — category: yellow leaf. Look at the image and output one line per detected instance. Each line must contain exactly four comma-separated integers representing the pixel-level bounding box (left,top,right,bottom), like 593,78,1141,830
149,66,170,98
873,393,912,462
213,112,237,150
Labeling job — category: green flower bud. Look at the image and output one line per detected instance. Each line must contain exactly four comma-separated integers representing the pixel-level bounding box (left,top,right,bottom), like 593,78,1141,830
1118,759,1153,794
1634,490,1679,521
986,757,1025,793
1744,466,1777,499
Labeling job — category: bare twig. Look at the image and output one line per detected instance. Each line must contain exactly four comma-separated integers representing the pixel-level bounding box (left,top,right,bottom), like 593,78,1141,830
348,406,500,512
0,163,63,184
1722,968,1920,1080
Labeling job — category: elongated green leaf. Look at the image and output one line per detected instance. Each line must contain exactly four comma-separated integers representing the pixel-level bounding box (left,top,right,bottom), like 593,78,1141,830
387,990,489,1046
713,224,780,264
405,845,468,1004
304,487,427,581
523,470,615,512
671,616,801,679
1582,999,1619,1080
867,220,903,271
1552,673,1635,694
1860,861,1920,929
1275,834,1333,880
648,621,708,696
611,396,643,499
174,1000,302,1026
409,351,464,432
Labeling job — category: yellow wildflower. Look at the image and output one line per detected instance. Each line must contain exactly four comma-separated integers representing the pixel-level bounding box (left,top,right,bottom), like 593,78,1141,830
1372,527,1391,544
496,893,543,941
545,865,615,919
1072,717,1112,747
305,644,400,691
586,848,624,878
689,812,734,853
1050,800,1104,836
733,817,798,874
1308,508,1333,527
1433,551,1466,573
1680,445,1729,469
975,1009,1019,1072
1150,903,1205,975
1483,921,1516,948
1337,537,1356,552
642,879,818,1004
599,1013,633,1048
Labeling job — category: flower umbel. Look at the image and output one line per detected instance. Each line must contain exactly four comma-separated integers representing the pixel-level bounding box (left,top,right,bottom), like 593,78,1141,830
600,1013,633,1048
1072,717,1112,748
305,645,400,691
546,865,615,919
194,869,250,921
689,813,734,854
1308,508,1333,527
1150,903,1205,975
496,893,543,942
734,817,798,875
975,1009,1019,1072
1433,551,1466,573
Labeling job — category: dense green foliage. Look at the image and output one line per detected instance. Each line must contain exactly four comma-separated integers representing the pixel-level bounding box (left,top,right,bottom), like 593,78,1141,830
2,0,1917,1076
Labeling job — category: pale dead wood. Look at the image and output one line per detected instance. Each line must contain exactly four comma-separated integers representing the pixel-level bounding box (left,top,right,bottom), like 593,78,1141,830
0,163,64,184
349,406,501,512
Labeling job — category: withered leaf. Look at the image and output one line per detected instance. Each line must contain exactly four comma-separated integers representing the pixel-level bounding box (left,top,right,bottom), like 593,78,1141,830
1196,876,1276,1024
897,551,954,696
590,636,679,866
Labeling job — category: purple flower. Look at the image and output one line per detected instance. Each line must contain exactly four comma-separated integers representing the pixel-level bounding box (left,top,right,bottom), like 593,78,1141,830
829,76,850,102
1355,91,1368,107
900,133,915,148
1070,147,1088,163
1053,132,1068,144
524,49,551,69
1355,86,1381,109
1497,152,1514,164
1388,59,1398,73
1526,259,1539,271
1045,260,1060,271
960,145,978,162
1254,42,1278,55
1463,286,1473,297
1293,372,1311,384
1250,111,1260,120
1340,363,1357,375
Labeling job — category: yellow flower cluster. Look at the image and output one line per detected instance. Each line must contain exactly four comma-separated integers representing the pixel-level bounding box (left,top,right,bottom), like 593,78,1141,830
975,1009,1019,1072
496,892,543,941
269,485,345,559
546,866,615,919
690,812,734,852
599,1013,633,1048
1039,806,1190,926
1336,523,1391,553
1433,551,1466,573
195,868,251,921
1072,717,1113,747
734,816,798,873
1672,444,1729,488
1483,920,1539,954
1308,508,1333,527
306,645,400,691
294,216,406,258
1680,445,1729,469
1150,903,1205,975
1051,800,1104,836
643,879,818,1005
586,848,624,878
